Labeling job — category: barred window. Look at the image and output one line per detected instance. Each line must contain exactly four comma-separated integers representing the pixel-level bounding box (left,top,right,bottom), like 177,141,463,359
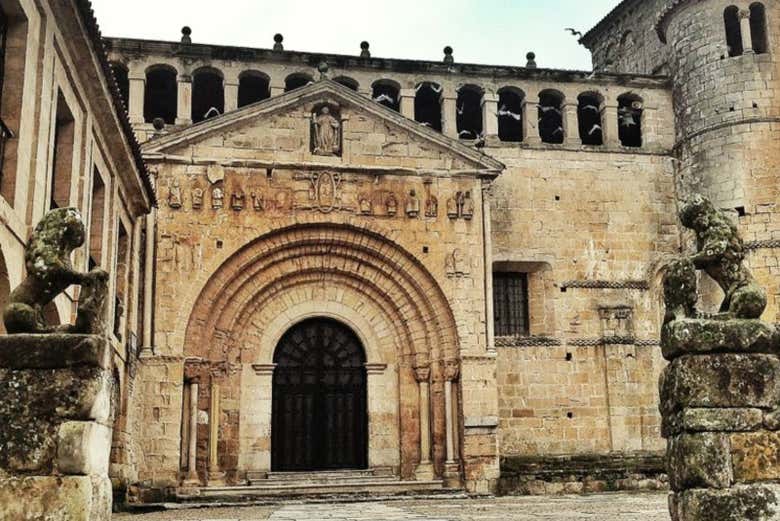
493,272,529,336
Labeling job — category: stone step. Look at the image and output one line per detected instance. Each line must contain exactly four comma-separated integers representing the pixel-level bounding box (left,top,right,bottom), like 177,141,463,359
177,479,448,502
256,468,395,484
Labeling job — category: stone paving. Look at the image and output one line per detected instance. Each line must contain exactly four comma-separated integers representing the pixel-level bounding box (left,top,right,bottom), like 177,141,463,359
114,493,670,520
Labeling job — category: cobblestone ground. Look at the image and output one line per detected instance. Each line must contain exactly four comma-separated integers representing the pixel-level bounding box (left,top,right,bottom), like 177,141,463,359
114,493,670,520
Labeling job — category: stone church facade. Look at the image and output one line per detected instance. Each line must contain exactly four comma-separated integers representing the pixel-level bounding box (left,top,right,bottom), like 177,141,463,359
0,0,777,504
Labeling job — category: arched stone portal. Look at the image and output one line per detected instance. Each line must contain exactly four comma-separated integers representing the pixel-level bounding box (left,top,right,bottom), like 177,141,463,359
182,223,461,484
272,317,367,471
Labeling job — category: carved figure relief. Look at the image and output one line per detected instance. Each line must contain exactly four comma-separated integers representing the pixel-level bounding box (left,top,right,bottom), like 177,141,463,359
191,187,204,210
311,105,342,156
212,186,224,210
599,306,634,339
447,196,458,219
425,195,438,218
168,180,182,209
251,191,264,211
406,190,420,218
231,190,245,211
295,172,351,213
445,248,470,277
159,233,202,274
359,195,373,215
462,191,475,220
386,194,398,216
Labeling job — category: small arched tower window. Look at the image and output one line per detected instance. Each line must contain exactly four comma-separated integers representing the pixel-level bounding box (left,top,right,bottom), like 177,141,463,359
414,82,442,131
285,73,313,92
238,71,270,108
538,90,565,144
144,65,177,124
334,76,359,91
192,67,224,123
750,3,769,54
456,84,483,140
497,87,524,143
618,93,643,148
110,62,129,110
371,80,400,111
724,6,744,57
578,92,604,146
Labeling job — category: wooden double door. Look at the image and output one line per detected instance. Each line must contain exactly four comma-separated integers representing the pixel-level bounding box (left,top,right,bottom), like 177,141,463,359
271,318,368,471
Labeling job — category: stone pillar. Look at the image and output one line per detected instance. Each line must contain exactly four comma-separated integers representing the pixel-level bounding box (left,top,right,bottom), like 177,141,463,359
522,100,541,145
270,80,285,98
661,258,780,519
176,74,192,126
400,88,416,120
443,361,461,487
482,181,495,353
414,365,435,481
185,381,199,483
603,103,620,147
563,102,580,146
128,75,145,125
207,382,225,485
481,92,499,140
740,9,754,54
224,81,239,113
441,94,458,138
0,335,114,520
140,210,155,357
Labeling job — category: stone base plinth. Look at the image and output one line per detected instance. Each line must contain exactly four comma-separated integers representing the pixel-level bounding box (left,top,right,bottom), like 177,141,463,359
0,334,113,520
0,476,112,521
670,485,780,521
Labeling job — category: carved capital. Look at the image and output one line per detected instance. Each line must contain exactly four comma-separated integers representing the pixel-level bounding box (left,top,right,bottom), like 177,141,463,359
739,8,751,19
444,360,460,381
414,365,431,383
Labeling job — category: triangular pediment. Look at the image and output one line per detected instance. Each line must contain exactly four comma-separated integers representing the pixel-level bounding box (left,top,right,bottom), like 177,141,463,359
142,79,504,175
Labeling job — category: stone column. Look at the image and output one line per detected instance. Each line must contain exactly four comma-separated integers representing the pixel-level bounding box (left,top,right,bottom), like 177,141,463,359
482,181,495,353
522,99,541,145
207,382,225,485
128,74,145,125
176,74,193,126
140,210,155,357
740,9,754,54
443,361,461,487
441,93,458,138
481,92,499,140
185,381,199,483
414,365,435,481
270,79,285,98
563,101,580,146
0,335,114,520
224,81,239,113
603,103,620,147
400,88,416,120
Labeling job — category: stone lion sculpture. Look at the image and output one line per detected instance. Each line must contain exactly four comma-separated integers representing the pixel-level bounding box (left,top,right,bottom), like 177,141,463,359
664,194,766,321
3,207,109,334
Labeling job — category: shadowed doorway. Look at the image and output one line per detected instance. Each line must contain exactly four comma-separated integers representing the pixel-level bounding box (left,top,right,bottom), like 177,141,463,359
271,318,368,471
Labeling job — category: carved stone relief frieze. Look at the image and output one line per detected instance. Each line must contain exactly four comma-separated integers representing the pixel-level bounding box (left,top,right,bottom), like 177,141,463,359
191,187,204,210
311,104,342,157
158,233,203,273
168,179,182,209
212,185,224,210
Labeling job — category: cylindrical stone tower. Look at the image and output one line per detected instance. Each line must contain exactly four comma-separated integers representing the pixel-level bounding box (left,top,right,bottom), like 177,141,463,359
657,0,780,320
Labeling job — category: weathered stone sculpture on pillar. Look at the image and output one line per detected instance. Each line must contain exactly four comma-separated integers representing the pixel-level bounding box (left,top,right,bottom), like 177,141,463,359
0,207,114,520
661,194,780,521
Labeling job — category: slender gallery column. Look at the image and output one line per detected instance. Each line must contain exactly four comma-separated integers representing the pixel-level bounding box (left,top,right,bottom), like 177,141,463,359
441,93,458,138
603,102,620,147
186,381,199,482
207,382,225,485
400,88,415,120
563,101,580,146
414,365,435,480
740,9,754,54
522,99,541,145
176,74,192,126
224,81,239,113
128,75,145,125
481,92,499,139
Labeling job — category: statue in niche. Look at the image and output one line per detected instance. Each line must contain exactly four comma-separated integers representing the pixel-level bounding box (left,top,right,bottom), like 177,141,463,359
386,194,398,216
251,191,264,211
425,194,438,218
406,189,420,218
231,190,245,211
312,105,341,156
359,196,372,215
3,208,109,334
212,186,224,210
168,179,182,209
447,196,458,219
462,191,475,220
664,194,767,322
191,187,204,210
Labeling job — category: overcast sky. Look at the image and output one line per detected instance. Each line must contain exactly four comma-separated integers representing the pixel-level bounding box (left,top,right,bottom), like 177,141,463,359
90,0,619,71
